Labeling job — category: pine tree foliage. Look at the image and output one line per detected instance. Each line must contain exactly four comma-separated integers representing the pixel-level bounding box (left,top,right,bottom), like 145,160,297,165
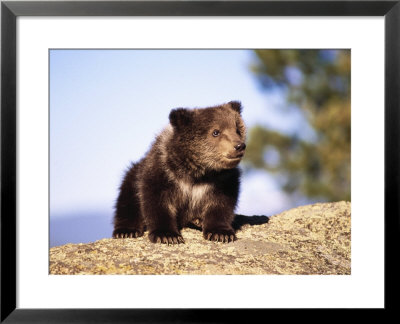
245,50,351,201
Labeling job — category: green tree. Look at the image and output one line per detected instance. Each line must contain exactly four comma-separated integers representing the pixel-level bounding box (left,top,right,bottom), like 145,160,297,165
245,50,351,202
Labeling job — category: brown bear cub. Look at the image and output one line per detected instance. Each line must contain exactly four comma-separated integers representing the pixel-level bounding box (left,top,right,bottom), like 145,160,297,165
113,101,246,244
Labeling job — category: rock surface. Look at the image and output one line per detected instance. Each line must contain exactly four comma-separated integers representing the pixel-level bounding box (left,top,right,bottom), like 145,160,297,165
50,201,351,275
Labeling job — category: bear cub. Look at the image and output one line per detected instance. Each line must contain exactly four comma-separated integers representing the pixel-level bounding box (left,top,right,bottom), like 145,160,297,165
113,101,246,244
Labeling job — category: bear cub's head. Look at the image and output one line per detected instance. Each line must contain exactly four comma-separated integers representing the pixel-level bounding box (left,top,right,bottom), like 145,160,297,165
169,101,246,170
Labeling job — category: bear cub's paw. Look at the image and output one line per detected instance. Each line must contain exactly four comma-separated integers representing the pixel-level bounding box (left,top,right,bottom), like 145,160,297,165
149,230,185,245
204,229,236,243
113,228,144,239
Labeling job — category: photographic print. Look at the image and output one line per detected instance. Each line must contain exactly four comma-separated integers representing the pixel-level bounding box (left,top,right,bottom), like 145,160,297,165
49,49,351,275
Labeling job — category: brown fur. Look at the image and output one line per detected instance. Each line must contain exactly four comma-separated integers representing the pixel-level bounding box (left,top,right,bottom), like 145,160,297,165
113,101,246,244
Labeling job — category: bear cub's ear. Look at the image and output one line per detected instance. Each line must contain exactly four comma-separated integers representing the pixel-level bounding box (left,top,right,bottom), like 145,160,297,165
228,101,242,114
169,108,194,129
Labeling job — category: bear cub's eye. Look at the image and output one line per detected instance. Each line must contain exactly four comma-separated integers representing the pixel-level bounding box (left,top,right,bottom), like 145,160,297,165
212,130,221,137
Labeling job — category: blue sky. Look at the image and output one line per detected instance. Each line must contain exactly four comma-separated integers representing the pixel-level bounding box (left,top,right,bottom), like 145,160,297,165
50,50,297,232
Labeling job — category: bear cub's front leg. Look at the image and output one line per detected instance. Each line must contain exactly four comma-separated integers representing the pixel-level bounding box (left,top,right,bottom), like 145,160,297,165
148,229,185,245
203,228,236,243
202,209,236,243
140,191,185,245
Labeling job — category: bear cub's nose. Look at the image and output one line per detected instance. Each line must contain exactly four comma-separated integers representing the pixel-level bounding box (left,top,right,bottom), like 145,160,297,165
234,143,246,151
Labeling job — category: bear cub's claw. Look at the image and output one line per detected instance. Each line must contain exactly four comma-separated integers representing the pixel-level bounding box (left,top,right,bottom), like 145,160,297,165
204,231,236,243
149,231,185,245
113,229,143,239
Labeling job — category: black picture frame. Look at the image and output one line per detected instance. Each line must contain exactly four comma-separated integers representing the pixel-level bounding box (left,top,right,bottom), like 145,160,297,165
1,0,399,322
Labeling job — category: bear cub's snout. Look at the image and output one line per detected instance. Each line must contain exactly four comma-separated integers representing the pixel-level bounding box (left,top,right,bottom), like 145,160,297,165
234,142,246,151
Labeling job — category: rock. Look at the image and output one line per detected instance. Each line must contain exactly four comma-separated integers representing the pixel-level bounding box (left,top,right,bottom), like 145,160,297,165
49,201,351,275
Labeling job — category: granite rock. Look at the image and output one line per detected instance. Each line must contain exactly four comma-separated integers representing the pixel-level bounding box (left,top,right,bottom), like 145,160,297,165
50,201,351,275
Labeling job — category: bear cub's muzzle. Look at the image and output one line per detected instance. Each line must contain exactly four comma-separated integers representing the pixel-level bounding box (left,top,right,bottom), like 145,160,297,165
233,142,246,158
